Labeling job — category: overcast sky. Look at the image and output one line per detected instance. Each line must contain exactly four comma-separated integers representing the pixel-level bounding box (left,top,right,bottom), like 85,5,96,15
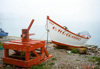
0,0,100,26
0,0,100,19
0,0,100,46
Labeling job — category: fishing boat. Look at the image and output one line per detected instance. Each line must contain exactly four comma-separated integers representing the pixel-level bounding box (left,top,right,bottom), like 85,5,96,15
46,16,91,48
0,28,8,38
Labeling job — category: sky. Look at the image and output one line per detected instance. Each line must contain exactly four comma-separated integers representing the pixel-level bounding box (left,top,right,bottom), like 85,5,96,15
0,0,100,47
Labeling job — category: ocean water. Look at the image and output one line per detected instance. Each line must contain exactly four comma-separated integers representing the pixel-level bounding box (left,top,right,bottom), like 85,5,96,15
0,16,100,48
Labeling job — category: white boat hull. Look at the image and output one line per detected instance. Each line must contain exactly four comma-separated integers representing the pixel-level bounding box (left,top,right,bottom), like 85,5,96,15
47,16,89,47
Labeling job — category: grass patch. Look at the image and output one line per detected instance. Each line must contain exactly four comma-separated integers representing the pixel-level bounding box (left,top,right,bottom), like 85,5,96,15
76,59,80,61
94,66,100,69
88,56,100,64
49,62,55,66
31,62,54,69
31,63,46,69
87,56,100,69
0,42,3,50
85,56,88,58
95,57,100,65
51,57,57,61
71,49,78,54
0,42,3,47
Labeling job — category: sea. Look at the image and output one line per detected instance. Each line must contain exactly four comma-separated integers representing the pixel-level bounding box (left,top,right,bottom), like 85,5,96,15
0,15,100,48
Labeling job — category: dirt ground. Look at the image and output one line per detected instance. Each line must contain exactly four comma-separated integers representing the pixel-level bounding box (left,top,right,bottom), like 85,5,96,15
0,43,96,69
0,36,100,69
45,43,95,69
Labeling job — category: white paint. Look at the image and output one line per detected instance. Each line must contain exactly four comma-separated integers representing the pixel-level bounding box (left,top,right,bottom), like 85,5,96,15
47,19,89,46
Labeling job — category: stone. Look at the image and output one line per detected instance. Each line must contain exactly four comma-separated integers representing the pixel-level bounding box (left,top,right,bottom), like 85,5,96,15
77,47,87,54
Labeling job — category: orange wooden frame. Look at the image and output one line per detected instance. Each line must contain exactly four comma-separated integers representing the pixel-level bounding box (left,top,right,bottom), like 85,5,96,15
3,41,52,68
3,19,52,68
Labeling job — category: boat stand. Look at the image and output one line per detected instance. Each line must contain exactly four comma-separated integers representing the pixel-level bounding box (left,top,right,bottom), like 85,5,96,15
3,19,52,69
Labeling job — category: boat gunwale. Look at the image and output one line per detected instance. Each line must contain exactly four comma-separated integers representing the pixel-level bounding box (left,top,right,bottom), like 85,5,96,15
47,16,89,39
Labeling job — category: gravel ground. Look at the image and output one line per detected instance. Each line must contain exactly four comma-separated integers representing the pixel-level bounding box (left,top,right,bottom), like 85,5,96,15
45,43,95,69
0,50,3,64
0,36,99,69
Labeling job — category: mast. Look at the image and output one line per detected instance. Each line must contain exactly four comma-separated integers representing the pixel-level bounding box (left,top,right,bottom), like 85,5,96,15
46,16,49,49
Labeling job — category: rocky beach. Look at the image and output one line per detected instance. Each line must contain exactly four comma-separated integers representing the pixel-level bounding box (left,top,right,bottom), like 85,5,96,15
0,36,100,69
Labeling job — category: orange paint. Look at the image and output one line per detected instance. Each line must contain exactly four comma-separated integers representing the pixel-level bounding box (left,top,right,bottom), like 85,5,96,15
3,19,52,68
52,41,81,48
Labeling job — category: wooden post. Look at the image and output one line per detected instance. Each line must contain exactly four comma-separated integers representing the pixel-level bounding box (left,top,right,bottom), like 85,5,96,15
25,52,30,61
4,49,9,57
